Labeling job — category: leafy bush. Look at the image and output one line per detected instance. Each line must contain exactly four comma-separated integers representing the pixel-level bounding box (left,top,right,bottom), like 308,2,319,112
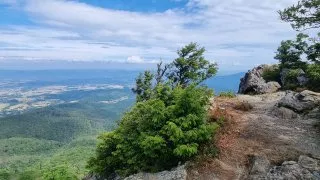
88,43,219,178
306,64,320,92
283,69,301,90
262,65,281,83
17,170,41,180
219,91,236,98
87,85,219,177
275,33,308,71
0,169,10,180
42,165,78,180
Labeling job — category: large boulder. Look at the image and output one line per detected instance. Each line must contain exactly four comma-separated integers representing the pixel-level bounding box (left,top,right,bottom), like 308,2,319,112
278,90,320,113
272,106,298,119
124,165,187,180
84,165,187,180
249,155,270,179
266,160,316,179
248,155,319,179
239,65,281,94
298,155,319,172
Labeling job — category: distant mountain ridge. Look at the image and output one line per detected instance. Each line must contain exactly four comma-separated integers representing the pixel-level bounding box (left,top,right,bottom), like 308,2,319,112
205,72,245,94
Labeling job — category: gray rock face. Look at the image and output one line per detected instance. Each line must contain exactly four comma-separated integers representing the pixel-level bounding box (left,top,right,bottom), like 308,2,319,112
278,90,320,113
124,165,187,180
267,160,315,180
83,174,119,180
299,155,320,172
264,81,282,93
249,155,270,175
272,106,298,119
248,156,319,180
83,165,187,180
239,65,281,94
307,108,320,119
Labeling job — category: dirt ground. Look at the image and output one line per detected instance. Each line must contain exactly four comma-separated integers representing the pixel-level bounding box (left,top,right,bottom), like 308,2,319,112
187,92,320,180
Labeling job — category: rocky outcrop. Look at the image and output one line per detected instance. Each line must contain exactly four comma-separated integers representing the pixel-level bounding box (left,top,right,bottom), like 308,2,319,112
248,155,270,179
266,155,320,179
124,165,187,180
248,155,320,179
191,90,320,180
84,165,187,180
278,90,320,113
239,65,281,94
272,106,298,119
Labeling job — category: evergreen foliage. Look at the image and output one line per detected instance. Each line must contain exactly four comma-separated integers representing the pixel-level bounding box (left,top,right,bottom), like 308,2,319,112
275,0,320,91
275,33,309,70
306,63,320,91
279,0,320,30
167,42,218,87
88,86,219,177
88,43,219,177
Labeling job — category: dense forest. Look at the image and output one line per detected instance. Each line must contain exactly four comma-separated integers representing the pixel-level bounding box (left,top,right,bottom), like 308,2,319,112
0,88,134,179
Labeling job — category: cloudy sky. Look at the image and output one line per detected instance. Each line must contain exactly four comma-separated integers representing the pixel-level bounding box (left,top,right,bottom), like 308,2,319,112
0,0,299,71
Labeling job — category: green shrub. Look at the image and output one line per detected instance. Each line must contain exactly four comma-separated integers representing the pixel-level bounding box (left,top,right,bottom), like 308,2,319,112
17,170,41,180
283,69,301,90
88,43,219,178
262,65,281,83
0,169,10,180
306,64,320,92
42,165,78,180
87,85,219,177
218,91,236,98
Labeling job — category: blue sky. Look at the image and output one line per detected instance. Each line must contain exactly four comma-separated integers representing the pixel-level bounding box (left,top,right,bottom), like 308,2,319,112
0,0,299,71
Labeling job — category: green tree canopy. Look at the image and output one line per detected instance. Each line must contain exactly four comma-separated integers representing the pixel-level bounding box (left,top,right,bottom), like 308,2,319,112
131,71,154,102
306,34,320,63
275,1,320,91
132,42,218,102
275,33,309,69
88,43,219,178
276,0,320,69
87,85,219,177
279,0,320,30
168,42,217,87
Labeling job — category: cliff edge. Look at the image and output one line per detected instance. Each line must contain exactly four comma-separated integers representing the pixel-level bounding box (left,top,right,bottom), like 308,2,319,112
187,90,319,179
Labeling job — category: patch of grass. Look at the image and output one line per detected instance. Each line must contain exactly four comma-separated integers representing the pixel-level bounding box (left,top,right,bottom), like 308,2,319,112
219,91,236,98
216,116,225,126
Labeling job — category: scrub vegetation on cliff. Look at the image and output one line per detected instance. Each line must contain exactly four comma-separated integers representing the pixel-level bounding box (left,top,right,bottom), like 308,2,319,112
87,43,221,178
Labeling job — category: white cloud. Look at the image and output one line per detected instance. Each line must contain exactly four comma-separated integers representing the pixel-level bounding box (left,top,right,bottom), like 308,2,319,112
0,0,300,71
126,56,160,64
127,56,144,63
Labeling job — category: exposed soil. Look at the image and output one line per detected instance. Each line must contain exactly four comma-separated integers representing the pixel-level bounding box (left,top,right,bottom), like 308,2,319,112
187,92,320,180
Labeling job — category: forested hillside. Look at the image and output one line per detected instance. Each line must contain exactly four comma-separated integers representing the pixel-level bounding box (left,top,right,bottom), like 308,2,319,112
0,88,134,179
